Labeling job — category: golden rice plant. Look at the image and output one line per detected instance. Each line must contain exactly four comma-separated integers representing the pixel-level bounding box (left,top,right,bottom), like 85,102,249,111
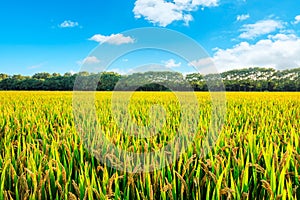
0,91,299,199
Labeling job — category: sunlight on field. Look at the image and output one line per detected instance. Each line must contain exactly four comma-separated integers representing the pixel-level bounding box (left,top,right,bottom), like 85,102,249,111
0,91,299,199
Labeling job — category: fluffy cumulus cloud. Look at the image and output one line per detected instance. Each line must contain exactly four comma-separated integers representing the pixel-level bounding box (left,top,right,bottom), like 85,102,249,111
239,19,284,39
188,57,216,74
163,59,181,68
188,57,211,66
59,20,79,28
212,33,300,72
109,68,128,75
133,0,218,27
89,34,135,45
293,15,300,24
236,14,250,21
83,56,100,64
77,56,100,65
69,70,77,75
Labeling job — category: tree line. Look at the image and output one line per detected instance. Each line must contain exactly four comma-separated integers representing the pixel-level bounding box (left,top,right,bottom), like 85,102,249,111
0,67,299,91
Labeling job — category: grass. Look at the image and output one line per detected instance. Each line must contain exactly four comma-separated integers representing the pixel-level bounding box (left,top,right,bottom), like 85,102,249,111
0,91,299,199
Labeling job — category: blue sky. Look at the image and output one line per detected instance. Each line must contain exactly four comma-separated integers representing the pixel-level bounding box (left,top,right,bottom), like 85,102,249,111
0,0,300,75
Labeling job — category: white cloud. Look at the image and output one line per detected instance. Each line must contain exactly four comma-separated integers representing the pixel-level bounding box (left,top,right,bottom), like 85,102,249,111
268,33,297,41
28,62,45,69
188,57,212,68
188,57,215,74
212,33,300,72
163,59,181,68
89,34,135,45
133,0,218,27
109,68,128,75
69,70,77,75
293,15,300,24
239,19,284,39
77,56,100,65
237,14,250,21
84,56,100,64
191,0,218,7
59,20,79,28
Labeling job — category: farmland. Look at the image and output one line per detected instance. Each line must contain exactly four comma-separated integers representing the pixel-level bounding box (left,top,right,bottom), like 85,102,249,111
0,91,299,199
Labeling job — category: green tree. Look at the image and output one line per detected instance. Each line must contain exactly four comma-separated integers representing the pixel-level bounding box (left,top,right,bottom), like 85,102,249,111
32,72,51,79
0,73,9,80
97,72,121,91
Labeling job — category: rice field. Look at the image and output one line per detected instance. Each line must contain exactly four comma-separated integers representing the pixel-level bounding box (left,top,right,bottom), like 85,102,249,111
0,91,299,199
